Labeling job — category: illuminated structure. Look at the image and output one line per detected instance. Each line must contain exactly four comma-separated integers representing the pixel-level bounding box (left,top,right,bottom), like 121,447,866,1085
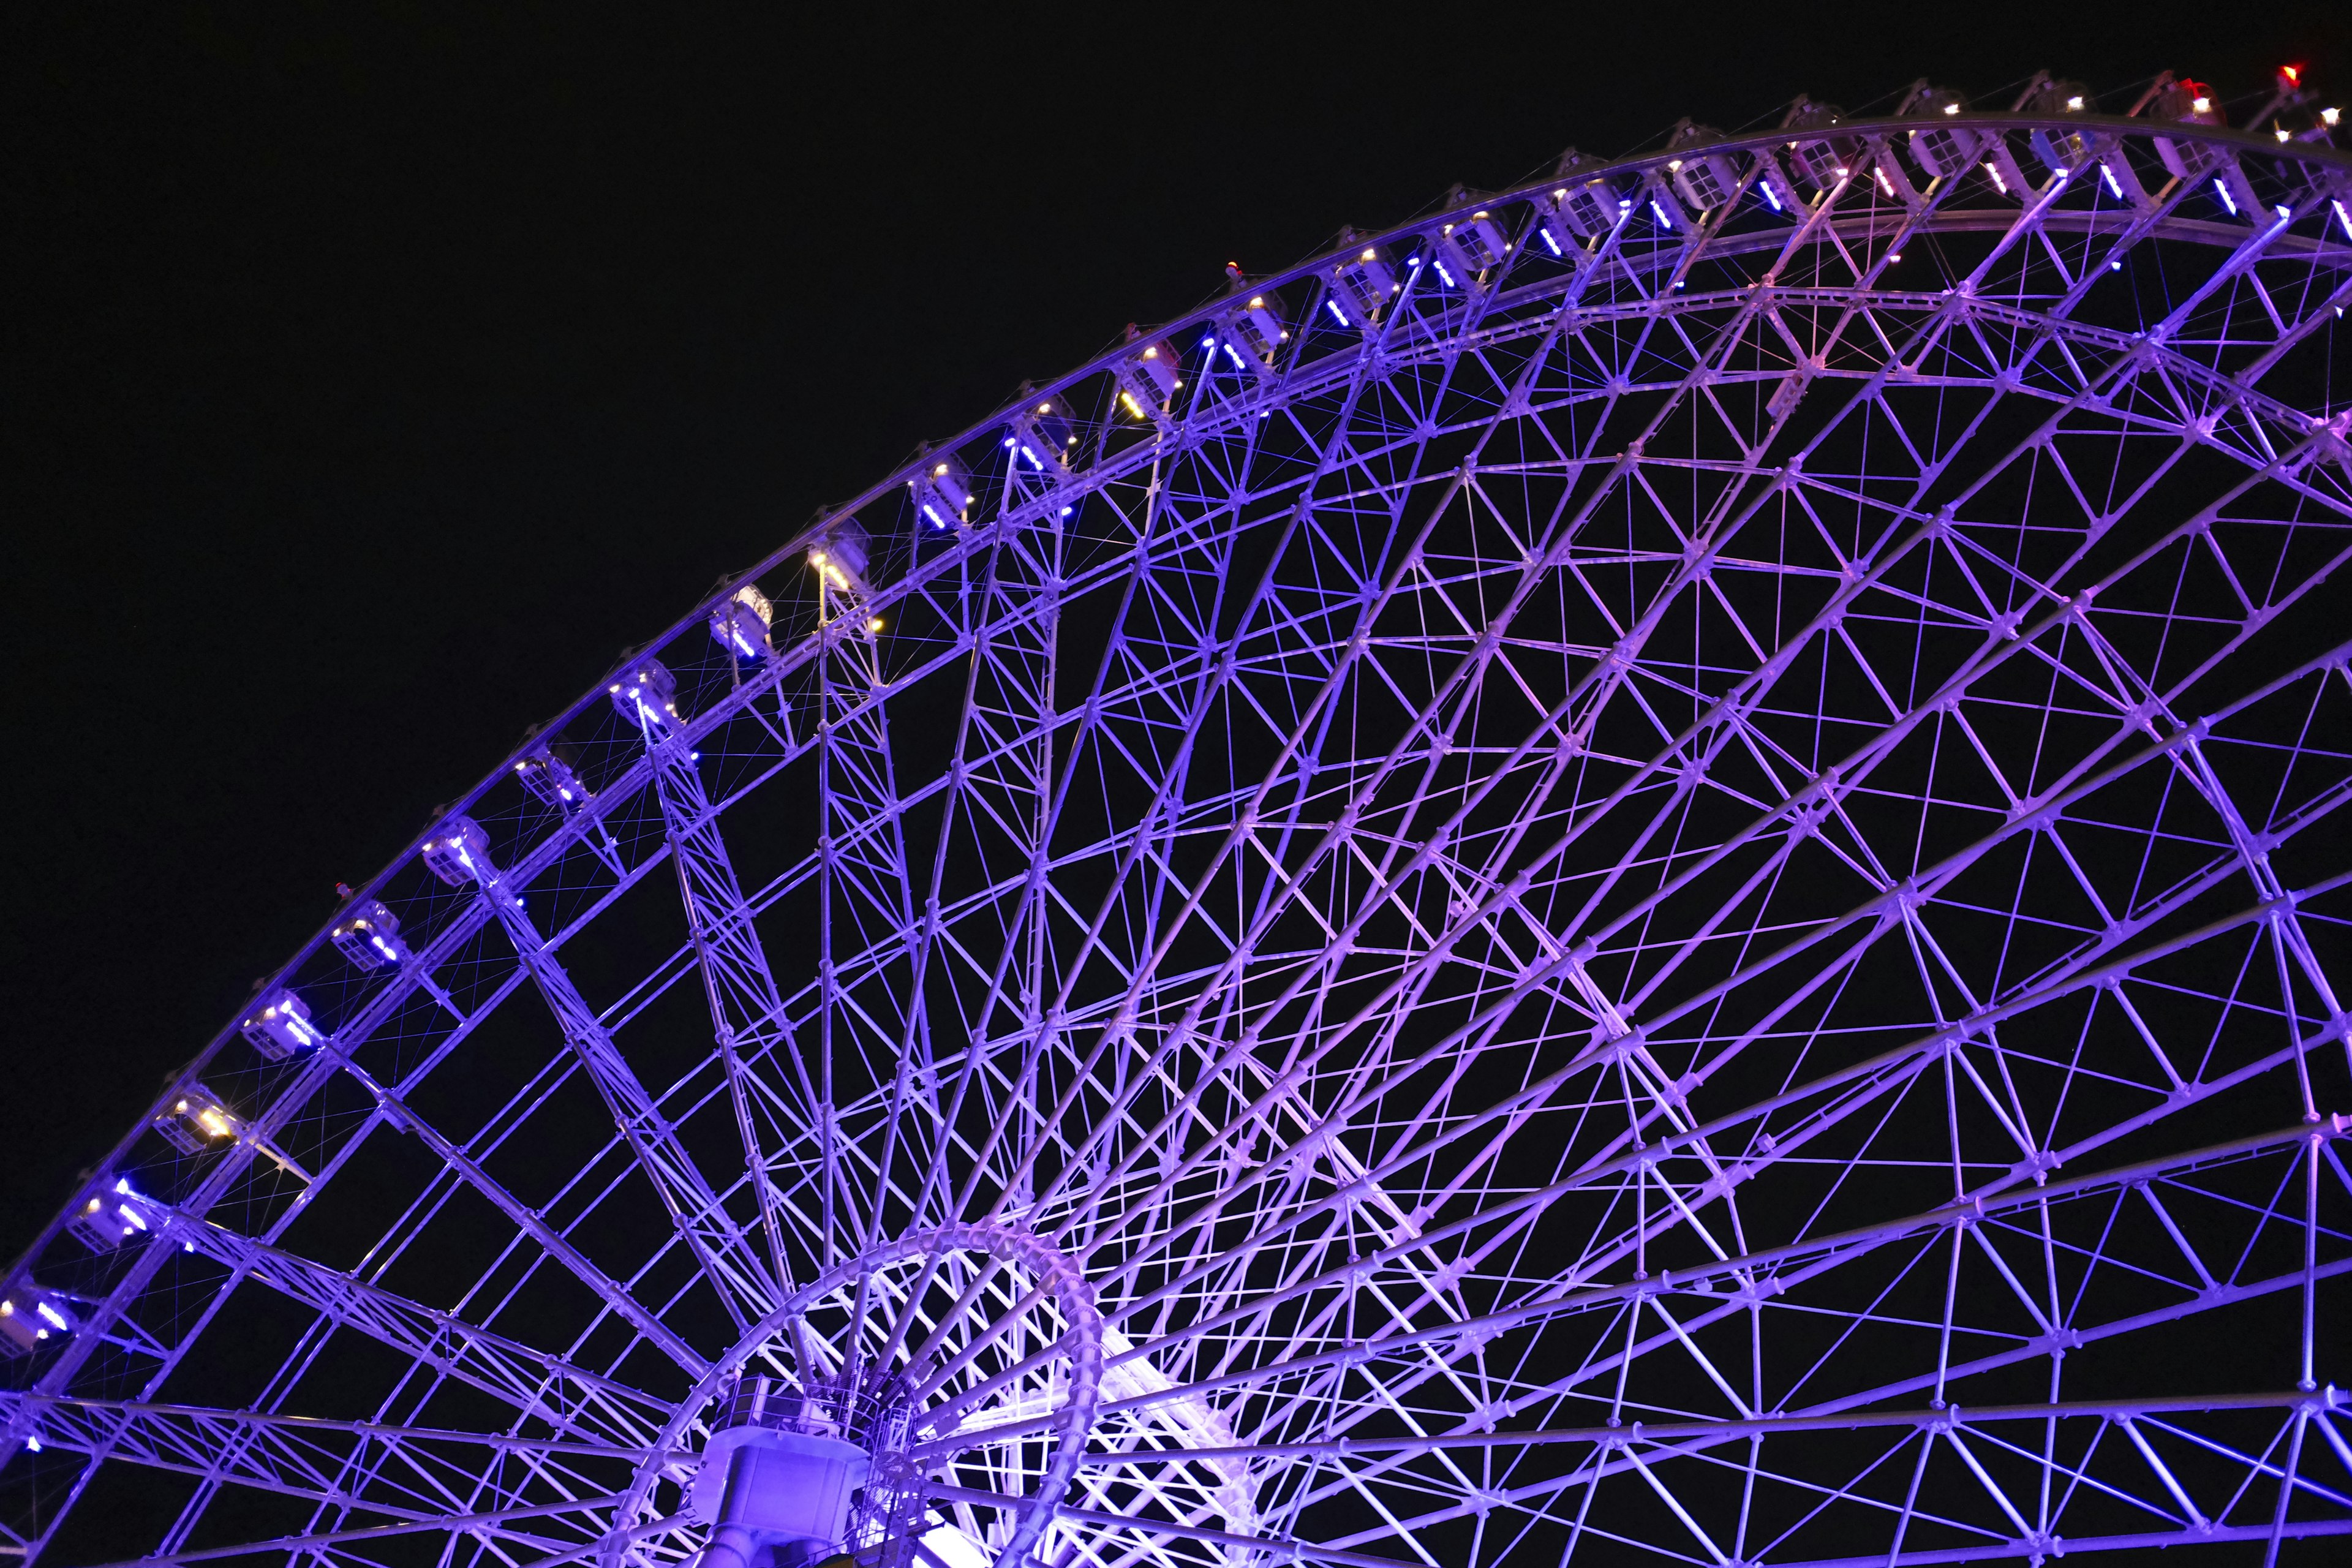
5,71,2352,1568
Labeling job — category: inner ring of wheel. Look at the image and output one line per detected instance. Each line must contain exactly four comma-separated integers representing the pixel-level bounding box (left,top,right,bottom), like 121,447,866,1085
619,1224,1102,1568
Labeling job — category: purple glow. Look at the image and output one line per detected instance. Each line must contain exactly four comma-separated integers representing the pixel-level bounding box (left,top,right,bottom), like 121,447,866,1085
18,102,2351,1568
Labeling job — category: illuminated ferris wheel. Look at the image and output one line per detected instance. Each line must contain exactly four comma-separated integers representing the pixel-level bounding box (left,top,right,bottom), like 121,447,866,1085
7,69,2352,1568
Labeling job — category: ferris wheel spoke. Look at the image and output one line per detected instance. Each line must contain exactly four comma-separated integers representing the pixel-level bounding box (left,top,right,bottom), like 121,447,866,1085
1041,864,2346,1425
290,1052,713,1378
964,1119,2345,1478
929,494,1384,1234
917,504,1250,1237
1022,457,1643,1234
154,1219,671,1444
78,1491,628,1568
876,516,1071,1258
2,1395,649,1545
423,827,776,1334
644,739,808,1299
1030,315,1985,1250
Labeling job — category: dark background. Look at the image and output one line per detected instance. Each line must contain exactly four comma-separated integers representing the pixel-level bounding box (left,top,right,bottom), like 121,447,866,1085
6,2,2348,1265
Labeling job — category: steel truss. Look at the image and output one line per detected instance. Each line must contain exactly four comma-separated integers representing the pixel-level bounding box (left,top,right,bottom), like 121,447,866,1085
7,82,2352,1568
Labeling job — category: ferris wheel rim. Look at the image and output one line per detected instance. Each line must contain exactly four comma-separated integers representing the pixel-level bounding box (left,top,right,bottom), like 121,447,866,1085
43,108,2340,1142
9,73,2352,1568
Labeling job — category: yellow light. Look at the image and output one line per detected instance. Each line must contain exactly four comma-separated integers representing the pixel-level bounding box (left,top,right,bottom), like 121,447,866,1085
2325,108,2341,126
198,1110,233,1138
1942,102,1961,116
1667,159,1682,171
86,1199,102,1212
934,462,949,475
2,1302,12,1316
2277,128,2291,141
867,617,884,631
1142,346,1157,358
1362,248,1376,260
2065,96,2084,111
811,551,826,563
1039,402,1052,412
608,684,620,693
1120,391,1146,419
2192,96,2211,113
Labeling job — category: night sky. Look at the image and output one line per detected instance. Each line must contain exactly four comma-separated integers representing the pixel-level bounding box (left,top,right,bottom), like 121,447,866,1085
9,4,2348,1265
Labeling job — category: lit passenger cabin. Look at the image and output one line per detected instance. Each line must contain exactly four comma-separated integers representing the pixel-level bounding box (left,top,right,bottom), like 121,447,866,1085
1112,337,1183,423
2147,78,2262,217
1904,87,1980,182
1781,101,1858,194
1664,124,1741,214
1226,293,1289,366
1327,244,1398,327
421,815,496,887
609,657,682,737
331,899,410,971
1548,176,1627,242
2024,79,2098,176
241,988,324,1060
0,1280,74,1357
1008,394,1077,472
514,744,591,812
1434,208,1509,287
69,1178,164,1252
153,1082,243,1155
910,454,974,533
710,584,774,659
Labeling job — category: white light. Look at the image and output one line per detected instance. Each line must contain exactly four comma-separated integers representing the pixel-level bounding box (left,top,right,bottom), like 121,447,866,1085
36,1303,68,1331
2324,108,2340,126
1942,102,1961,116
2334,199,2352,240
2212,176,2238,216
2065,96,2084,111
2101,164,2124,200
24,1438,39,1452
2191,96,2211,114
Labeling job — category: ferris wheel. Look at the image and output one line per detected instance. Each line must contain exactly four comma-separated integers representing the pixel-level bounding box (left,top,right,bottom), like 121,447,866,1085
10,68,2352,1568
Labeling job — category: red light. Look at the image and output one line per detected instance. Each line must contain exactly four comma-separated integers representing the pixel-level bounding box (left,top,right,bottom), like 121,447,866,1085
2282,64,2301,83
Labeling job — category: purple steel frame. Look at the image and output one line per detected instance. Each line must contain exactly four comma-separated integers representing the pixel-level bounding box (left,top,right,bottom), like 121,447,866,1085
4,74,2352,1568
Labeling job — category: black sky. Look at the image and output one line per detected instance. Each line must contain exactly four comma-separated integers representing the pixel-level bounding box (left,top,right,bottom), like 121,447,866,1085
7,2,2348,1265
